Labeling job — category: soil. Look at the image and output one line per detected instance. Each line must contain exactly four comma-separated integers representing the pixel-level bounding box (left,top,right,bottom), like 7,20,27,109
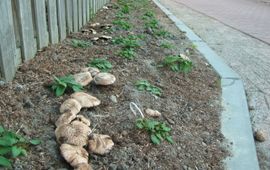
0,1,227,170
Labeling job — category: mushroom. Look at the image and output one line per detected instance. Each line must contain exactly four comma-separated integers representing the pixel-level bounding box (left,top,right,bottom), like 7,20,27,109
99,35,112,40
75,115,91,127
75,163,93,170
100,24,112,29
89,28,97,35
91,37,99,41
180,53,191,61
71,92,101,108
90,23,100,27
55,112,77,127
80,67,100,77
60,144,89,168
88,134,114,155
94,73,116,85
60,99,82,115
73,72,93,86
145,108,162,117
55,120,91,146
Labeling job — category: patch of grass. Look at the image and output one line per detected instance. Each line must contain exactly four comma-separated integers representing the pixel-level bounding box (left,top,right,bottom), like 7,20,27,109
71,39,91,48
112,35,140,48
144,18,159,30
135,80,162,96
142,11,155,19
113,19,132,30
160,42,174,49
121,4,130,14
154,29,171,37
136,118,173,144
51,75,83,96
88,58,112,72
0,125,41,168
118,48,136,59
161,55,193,73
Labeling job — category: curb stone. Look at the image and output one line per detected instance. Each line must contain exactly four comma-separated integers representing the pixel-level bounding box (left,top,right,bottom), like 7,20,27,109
152,0,260,169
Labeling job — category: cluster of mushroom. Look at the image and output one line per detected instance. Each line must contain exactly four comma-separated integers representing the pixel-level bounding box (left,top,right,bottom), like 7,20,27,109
55,68,116,170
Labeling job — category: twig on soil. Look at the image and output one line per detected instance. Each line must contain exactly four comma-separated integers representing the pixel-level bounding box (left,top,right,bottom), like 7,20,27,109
130,102,144,118
16,124,24,134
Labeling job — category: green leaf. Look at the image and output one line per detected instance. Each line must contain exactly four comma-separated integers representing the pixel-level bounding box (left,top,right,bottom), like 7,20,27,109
0,147,11,156
0,156,11,168
150,134,160,144
0,137,17,147
155,133,163,140
165,136,174,144
0,126,4,134
56,86,66,96
11,146,22,158
29,139,41,145
71,85,82,92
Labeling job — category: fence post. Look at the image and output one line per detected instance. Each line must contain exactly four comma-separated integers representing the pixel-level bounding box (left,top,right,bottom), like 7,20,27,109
66,0,73,34
33,0,49,49
47,0,59,44
82,0,87,25
57,0,67,41
73,0,79,32
0,0,16,81
86,0,89,21
78,0,82,29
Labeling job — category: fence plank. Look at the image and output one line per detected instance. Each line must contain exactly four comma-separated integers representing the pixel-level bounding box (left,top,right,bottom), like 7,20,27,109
82,0,87,25
78,0,82,29
16,0,36,61
86,0,89,21
72,0,78,32
47,0,59,44
57,0,67,41
33,0,49,49
0,1,16,81
66,0,73,34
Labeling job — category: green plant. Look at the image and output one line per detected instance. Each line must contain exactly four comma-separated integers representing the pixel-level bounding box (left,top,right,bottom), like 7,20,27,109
121,4,130,14
162,55,192,73
142,11,155,20
88,58,112,72
154,29,170,37
112,35,139,48
145,18,159,30
71,39,92,48
0,125,40,168
136,118,173,144
112,19,132,30
135,80,162,96
191,43,197,49
118,48,136,59
51,75,83,96
160,42,174,49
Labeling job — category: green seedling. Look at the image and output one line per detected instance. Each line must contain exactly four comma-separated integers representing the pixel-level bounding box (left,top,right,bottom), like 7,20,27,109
154,29,170,37
145,18,159,30
162,55,192,73
136,118,173,144
118,48,136,60
160,42,174,49
71,39,92,48
191,43,197,49
112,35,139,48
88,58,112,72
112,19,132,30
51,75,83,96
121,4,130,14
135,80,162,96
0,125,40,168
143,11,155,19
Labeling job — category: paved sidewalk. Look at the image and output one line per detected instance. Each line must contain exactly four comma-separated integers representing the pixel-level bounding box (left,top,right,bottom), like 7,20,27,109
158,0,270,169
170,0,270,44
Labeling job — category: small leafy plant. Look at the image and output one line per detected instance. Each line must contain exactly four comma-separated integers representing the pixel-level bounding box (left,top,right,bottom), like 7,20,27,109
51,75,83,96
142,11,155,20
161,55,192,73
0,125,41,168
88,58,112,72
145,18,159,30
135,80,162,96
160,42,174,49
112,19,132,30
71,39,92,48
154,29,170,37
118,48,136,59
112,35,139,48
136,118,173,144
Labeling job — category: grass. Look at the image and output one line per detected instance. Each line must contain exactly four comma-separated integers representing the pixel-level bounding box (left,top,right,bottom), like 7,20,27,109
135,80,162,96
71,39,92,48
88,58,112,72
118,48,136,59
112,19,132,30
160,42,174,49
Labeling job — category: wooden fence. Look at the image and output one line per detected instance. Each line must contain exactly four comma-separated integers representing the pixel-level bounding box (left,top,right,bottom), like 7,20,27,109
0,0,110,81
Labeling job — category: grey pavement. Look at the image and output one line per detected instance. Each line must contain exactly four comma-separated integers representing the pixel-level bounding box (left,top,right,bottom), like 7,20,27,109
158,0,270,169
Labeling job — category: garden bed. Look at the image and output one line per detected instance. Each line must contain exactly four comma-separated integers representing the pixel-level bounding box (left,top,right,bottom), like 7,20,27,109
0,0,227,169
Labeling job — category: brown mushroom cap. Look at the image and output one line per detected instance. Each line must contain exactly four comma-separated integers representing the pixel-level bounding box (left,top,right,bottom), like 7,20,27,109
71,92,101,108
74,72,93,86
145,108,162,117
60,144,89,168
55,120,91,146
55,112,77,127
75,115,91,127
88,134,114,155
80,67,100,77
94,73,116,85
60,99,82,115
75,163,93,170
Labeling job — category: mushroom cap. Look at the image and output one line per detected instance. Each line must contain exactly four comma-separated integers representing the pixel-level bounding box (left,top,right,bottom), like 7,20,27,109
88,134,114,155
74,72,93,86
60,98,82,115
99,35,112,40
94,73,116,85
71,92,101,108
75,163,93,170
55,120,91,146
145,108,162,117
60,144,89,168
80,67,100,77
55,112,77,127
75,115,91,127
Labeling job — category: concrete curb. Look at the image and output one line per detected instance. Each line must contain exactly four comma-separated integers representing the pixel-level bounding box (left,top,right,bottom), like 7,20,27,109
153,0,260,169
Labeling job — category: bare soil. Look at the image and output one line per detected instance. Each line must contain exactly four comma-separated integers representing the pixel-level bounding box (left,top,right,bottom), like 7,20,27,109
0,1,227,169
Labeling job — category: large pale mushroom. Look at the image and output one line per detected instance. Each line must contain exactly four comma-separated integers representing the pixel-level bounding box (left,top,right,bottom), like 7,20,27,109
55,112,77,127
145,108,162,117
75,115,91,127
71,92,101,108
60,144,90,169
88,134,114,155
60,99,82,115
75,163,93,170
81,67,100,77
55,120,91,146
94,73,116,85
74,72,93,86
